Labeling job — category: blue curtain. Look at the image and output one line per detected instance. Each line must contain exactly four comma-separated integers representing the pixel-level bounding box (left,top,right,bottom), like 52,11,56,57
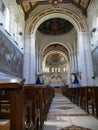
72,74,79,84
36,76,41,84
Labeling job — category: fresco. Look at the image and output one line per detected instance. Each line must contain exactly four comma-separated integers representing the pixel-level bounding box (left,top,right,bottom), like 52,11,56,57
92,47,98,77
38,18,73,35
0,30,23,77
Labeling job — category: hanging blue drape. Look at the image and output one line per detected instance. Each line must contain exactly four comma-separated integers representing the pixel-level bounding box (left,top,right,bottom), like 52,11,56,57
36,76,41,84
72,74,79,84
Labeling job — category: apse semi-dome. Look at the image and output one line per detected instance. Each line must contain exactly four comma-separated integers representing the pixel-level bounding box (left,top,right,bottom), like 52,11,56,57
38,18,73,35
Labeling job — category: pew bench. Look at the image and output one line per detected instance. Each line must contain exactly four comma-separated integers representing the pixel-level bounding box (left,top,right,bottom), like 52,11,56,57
24,84,54,130
24,84,40,130
0,79,34,130
90,87,98,118
0,119,10,130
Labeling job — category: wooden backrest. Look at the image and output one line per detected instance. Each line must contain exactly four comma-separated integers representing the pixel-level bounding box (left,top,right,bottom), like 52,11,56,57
0,79,26,130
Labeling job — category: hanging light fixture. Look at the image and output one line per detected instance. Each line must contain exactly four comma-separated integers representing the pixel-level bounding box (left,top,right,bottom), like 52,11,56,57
49,0,63,5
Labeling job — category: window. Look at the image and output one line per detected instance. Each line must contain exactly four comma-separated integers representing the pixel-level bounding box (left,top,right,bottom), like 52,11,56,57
45,67,49,72
63,67,66,72
55,68,57,73
4,7,10,32
52,68,54,73
58,67,60,72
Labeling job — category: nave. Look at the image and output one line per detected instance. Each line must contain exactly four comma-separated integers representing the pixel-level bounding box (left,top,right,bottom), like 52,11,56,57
43,93,98,130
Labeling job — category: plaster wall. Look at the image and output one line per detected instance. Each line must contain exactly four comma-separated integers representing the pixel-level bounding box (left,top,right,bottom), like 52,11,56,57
0,0,25,79
87,0,98,86
0,0,25,52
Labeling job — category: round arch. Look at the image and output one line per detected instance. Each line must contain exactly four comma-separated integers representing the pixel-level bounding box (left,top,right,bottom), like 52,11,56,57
25,5,88,34
42,50,69,71
39,41,73,59
38,41,72,72
23,4,94,86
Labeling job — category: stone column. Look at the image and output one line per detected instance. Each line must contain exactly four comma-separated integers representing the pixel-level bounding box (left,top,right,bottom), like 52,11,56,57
70,52,75,73
23,34,36,83
39,53,43,73
30,34,36,83
77,32,94,86
74,40,78,73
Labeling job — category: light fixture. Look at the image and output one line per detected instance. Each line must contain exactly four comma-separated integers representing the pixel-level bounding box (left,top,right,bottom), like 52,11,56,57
49,0,63,5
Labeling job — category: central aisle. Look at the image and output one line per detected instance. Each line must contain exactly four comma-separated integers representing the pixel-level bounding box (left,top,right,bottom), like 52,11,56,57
43,93,98,130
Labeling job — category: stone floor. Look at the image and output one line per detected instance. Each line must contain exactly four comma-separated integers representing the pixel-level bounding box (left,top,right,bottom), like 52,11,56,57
43,93,98,130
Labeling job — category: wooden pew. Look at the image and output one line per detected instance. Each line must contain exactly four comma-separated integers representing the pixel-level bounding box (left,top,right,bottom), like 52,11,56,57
0,119,10,130
90,87,98,118
24,84,54,130
63,86,98,119
36,85,45,129
43,86,54,119
78,87,85,109
24,84,40,130
82,87,92,114
0,79,34,130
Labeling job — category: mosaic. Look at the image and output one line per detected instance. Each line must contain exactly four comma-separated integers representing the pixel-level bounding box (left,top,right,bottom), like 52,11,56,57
60,125,92,130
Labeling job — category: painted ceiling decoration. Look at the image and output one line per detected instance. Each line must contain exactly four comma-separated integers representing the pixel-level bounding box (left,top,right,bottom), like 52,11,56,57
43,44,69,59
38,18,73,35
46,53,67,67
16,0,91,20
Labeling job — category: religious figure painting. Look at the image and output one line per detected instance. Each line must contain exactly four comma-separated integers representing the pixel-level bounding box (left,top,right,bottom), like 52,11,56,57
92,47,98,77
38,18,73,35
0,30,23,77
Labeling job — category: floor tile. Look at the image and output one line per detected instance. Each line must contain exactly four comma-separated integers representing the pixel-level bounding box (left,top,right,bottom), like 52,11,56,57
43,94,98,130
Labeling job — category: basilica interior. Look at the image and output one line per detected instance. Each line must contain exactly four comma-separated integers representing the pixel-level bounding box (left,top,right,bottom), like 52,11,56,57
0,0,98,130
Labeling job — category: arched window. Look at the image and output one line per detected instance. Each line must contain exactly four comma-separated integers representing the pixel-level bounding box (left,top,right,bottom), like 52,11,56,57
58,67,60,72
52,68,54,73
4,7,10,33
63,67,66,72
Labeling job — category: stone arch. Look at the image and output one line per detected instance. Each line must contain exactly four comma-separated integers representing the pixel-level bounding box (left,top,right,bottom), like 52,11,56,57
25,5,88,34
24,4,94,86
38,41,72,76
42,50,69,72
40,41,72,59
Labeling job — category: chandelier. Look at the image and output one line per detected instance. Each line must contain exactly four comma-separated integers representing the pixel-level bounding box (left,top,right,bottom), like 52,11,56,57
49,0,63,5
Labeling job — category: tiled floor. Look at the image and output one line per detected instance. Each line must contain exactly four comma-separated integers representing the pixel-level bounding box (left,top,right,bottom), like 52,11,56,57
43,93,98,130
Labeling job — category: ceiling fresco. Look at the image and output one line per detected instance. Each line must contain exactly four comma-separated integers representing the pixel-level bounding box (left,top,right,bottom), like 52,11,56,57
38,18,73,35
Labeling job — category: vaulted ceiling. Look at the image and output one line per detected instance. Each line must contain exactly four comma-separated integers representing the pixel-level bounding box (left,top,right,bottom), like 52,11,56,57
38,18,73,35
16,0,91,20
